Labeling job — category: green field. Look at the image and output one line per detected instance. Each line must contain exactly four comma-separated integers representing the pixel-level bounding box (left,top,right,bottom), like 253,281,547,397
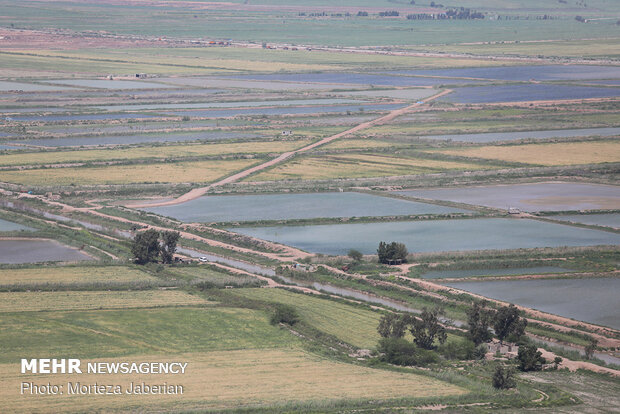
234,288,383,348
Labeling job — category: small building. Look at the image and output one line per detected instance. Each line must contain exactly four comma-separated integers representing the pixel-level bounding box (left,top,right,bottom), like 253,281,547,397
486,340,519,359
508,207,521,215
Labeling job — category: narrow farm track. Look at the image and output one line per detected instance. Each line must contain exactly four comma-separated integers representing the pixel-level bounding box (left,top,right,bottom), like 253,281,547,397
126,90,452,209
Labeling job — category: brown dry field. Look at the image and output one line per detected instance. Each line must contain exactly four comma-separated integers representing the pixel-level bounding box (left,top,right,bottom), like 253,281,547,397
0,349,466,413
0,159,258,186
0,28,163,50
0,266,156,286
435,141,620,166
0,291,212,312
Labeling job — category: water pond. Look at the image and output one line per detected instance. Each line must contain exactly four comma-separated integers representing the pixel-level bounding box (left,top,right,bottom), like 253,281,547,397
396,182,620,212
11,131,260,147
157,77,364,91
143,192,468,223
96,98,361,112
0,239,93,264
231,218,620,256
0,81,77,92
11,113,163,122
421,266,572,280
442,84,620,103
420,127,620,143
382,65,620,81
41,79,176,90
551,213,619,229
229,73,489,87
166,103,403,118
0,218,34,232
444,277,620,330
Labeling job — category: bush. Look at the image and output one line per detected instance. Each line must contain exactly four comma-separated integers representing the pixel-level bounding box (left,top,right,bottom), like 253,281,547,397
377,337,439,366
492,364,516,389
270,304,299,326
437,338,475,360
348,249,363,262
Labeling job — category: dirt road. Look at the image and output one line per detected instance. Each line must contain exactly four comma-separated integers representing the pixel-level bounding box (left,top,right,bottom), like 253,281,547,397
126,89,452,209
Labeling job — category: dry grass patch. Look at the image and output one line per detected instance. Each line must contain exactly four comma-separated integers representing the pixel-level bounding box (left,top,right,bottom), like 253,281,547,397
249,153,490,181
0,140,311,167
435,141,620,166
322,138,397,150
0,159,257,185
0,349,466,413
0,266,156,286
0,290,211,312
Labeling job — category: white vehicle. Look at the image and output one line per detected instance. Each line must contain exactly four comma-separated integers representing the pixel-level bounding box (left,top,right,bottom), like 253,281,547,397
198,256,209,263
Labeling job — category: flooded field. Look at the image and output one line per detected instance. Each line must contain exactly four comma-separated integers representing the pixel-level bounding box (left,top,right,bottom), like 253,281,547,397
551,213,619,229
40,79,175,89
396,182,620,211
0,81,76,92
420,127,620,143
0,219,33,232
144,192,468,223
12,131,261,147
421,266,573,279
96,98,361,112
232,218,620,255
230,72,488,87
444,277,620,329
443,84,620,103
341,89,436,100
382,65,620,81
166,103,403,118
0,239,93,264
157,77,365,91
11,113,163,122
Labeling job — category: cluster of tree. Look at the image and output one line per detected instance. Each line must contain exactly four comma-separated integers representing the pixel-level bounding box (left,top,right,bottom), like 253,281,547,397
407,8,483,20
377,308,453,366
357,11,368,16
379,10,400,17
575,15,586,22
377,241,408,264
131,229,180,265
466,301,527,345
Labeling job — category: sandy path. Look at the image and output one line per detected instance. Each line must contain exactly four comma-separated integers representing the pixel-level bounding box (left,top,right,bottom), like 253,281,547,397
126,90,452,209
538,349,620,377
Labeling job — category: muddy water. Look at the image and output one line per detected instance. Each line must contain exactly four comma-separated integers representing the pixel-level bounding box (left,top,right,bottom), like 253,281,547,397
396,182,620,212
0,239,93,264
444,277,620,330
232,218,620,255
144,192,467,223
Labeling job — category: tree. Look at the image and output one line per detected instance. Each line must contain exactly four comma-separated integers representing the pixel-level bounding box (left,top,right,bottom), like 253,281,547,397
377,241,408,264
377,313,410,339
493,304,527,344
517,344,545,371
584,338,598,360
347,249,363,262
160,230,180,264
466,300,493,345
553,356,563,370
409,307,447,350
131,229,160,264
492,364,516,389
